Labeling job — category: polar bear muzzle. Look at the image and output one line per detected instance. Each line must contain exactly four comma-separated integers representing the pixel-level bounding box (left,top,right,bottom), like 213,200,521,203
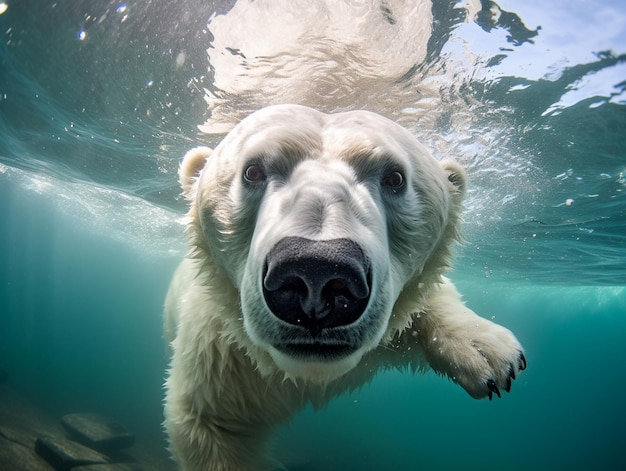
263,236,371,341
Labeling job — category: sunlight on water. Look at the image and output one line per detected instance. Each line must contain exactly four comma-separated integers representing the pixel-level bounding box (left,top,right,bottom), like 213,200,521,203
3,164,184,256
1,0,624,283
543,61,626,115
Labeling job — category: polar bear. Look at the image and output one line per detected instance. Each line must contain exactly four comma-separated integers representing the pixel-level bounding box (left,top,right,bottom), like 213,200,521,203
164,104,526,471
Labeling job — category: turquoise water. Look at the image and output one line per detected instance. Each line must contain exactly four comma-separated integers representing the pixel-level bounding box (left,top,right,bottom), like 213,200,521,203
1,1,625,470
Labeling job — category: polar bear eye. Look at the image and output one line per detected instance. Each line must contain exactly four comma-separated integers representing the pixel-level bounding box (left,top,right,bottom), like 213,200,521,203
382,170,405,190
243,163,266,183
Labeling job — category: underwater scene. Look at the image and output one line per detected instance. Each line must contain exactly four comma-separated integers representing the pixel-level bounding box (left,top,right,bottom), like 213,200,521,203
1,0,625,470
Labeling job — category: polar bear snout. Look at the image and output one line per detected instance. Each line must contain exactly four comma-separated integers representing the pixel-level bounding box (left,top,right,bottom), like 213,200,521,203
263,237,371,337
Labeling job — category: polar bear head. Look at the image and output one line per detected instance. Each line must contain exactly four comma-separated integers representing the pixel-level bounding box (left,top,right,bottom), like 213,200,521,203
180,104,465,383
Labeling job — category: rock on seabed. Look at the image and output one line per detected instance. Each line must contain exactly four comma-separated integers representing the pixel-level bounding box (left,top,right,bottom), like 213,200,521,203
0,384,172,470
35,436,109,470
61,413,136,452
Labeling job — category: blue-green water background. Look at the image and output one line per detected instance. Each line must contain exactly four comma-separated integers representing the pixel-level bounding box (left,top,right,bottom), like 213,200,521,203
1,1,625,470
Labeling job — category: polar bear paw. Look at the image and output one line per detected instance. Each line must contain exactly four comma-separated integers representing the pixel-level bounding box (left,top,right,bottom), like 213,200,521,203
417,280,527,400
452,321,526,400
422,317,527,400
482,347,527,401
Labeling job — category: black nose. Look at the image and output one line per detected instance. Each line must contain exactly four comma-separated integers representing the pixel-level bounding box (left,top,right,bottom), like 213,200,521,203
263,237,371,337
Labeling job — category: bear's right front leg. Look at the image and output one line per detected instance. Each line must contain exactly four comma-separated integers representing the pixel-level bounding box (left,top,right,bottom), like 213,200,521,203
165,395,274,471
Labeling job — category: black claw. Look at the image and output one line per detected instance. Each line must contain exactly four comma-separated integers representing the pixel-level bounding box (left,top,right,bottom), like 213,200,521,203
509,365,516,380
487,379,501,399
504,375,512,393
519,353,527,371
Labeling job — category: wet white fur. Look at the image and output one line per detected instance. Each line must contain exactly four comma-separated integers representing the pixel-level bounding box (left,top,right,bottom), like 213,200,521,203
164,105,525,471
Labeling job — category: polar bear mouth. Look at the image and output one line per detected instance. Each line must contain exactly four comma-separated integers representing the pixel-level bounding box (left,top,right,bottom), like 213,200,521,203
262,236,372,339
273,342,357,361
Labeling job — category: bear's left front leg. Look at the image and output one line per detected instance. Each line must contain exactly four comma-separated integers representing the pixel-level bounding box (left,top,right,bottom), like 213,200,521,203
413,279,526,399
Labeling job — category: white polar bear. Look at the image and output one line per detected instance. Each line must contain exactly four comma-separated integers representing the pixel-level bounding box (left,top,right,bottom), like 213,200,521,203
164,104,526,471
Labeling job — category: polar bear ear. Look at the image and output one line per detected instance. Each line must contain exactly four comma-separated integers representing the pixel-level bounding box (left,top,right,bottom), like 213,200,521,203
179,146,212,198
440,159,467,201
